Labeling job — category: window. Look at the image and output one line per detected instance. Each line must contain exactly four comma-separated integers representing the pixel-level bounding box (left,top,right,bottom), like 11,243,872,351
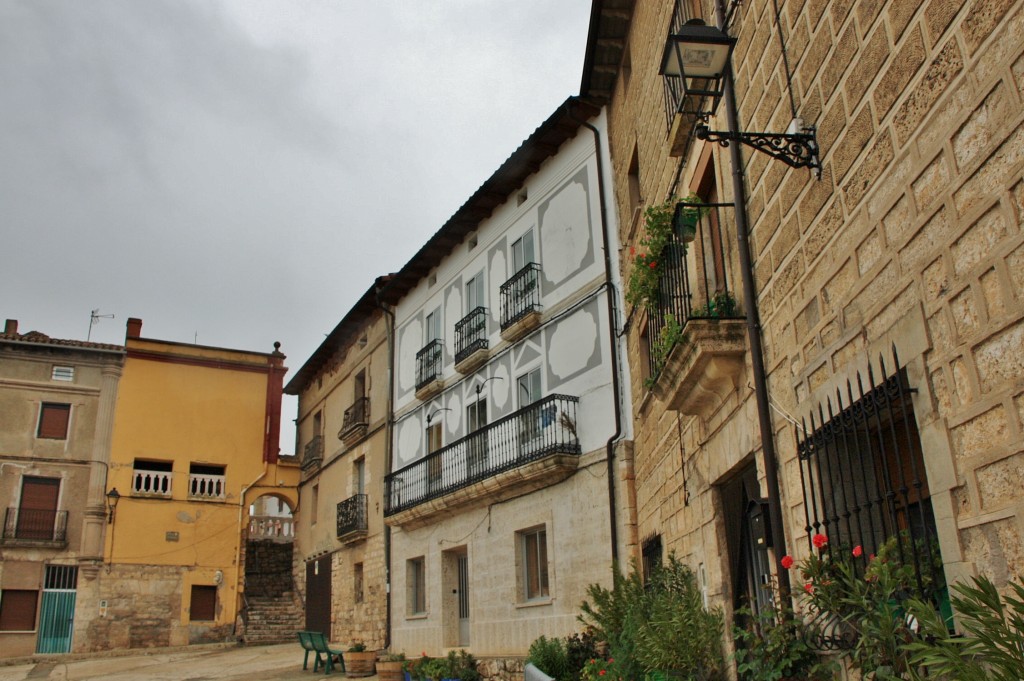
517,369,542,407
408,557,426,615
518,369,543,450
519,527,549,601
311,484,319,525
37,403,70,440
426,422,443,492
354,369,366,400
188,464,225,499
627,146,641,217
17,476,60,540
354,563,364,604
354,458,366,496
466,397,488,476
51,366,74,382
512,231,535,273
189,585,216,621
466,273,485,313
797,360,945,605
425,308,441,343
132,459,173,496
641,535,663,584
0,590,38,631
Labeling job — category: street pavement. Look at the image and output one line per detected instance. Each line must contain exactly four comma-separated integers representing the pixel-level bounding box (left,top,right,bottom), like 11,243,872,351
0,643,372,681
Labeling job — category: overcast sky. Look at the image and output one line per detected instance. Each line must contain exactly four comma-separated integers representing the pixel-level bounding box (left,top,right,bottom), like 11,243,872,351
1,0,592,452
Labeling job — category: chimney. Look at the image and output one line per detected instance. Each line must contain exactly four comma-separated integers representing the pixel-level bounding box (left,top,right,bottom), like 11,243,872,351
4,319,17,335
126,317,143,340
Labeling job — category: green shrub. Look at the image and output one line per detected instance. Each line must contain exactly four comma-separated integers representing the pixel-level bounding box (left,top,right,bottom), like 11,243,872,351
527,636,569,681
904,576,1024,681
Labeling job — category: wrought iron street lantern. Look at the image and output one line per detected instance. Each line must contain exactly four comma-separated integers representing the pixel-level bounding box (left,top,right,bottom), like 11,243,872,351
106,487,120,524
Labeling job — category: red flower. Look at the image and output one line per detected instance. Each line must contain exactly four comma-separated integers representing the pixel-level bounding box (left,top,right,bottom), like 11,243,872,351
630,246,636,256
780,555,794,569
608,659,614,663
804,583,814,594
649,261,657,268
869,554,876,562
852,545,863,558
812,533,828,549
599,671,606,676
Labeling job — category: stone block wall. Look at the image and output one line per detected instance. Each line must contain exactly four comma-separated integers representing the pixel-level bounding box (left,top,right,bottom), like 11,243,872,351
606,0,1024,637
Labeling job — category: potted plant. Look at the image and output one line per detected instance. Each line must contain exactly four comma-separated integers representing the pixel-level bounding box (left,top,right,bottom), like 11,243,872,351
378,651,407,681
344,640,377,678
673,193,708,243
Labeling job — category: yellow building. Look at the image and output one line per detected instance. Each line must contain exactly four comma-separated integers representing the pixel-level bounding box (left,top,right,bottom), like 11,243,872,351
92,317,297,650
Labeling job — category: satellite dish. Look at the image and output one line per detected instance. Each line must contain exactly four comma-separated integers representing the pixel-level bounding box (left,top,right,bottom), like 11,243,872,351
524,663,555,681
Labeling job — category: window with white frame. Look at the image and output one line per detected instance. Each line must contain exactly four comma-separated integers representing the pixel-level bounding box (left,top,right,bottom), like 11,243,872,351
512,230,535,273
518,526,549,601
466,273,485,312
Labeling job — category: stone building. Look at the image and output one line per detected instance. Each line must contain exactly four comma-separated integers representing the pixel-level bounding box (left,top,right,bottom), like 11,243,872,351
0,319,124,658
382,98,633,657
95,317,297,650
581,0,1024,656
288,280,391,648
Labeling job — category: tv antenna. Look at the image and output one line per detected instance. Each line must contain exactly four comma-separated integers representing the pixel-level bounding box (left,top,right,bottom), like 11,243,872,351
87,309,114,341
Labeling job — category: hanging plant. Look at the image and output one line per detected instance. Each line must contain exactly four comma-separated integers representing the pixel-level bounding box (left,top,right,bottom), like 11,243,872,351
625,195,706,310
643,314,685,389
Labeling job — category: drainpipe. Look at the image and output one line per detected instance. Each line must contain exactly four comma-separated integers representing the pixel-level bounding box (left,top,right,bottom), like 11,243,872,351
714,0,791,596
566,99,626,568
375,279,397,649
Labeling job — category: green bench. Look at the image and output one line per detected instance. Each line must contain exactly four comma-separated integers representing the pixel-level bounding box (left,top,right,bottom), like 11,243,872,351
298,630,346,674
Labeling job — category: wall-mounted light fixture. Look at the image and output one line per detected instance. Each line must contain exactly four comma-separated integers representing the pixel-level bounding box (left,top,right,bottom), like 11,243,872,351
425,407,451,425
661,19,821,178
105,488,121,524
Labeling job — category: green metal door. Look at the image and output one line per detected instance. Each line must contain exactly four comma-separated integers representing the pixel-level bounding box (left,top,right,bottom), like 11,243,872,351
36,565,77,654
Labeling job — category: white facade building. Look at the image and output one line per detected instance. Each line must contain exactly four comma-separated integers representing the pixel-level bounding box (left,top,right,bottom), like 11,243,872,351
382,99,633,656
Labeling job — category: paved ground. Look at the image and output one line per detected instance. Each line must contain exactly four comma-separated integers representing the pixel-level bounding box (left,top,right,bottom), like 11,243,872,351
0,643,371,681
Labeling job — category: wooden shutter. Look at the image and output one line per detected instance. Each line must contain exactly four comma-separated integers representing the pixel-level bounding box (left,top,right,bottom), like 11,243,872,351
37,404,71,439
189,585,216,621
18,477,60,540
0,590,39,631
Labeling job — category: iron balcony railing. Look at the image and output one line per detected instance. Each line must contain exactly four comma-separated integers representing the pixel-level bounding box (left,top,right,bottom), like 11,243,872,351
337,493,368,538
415,339,443,390
500,263,542,330
385,394,580,516
2,508,68,542
302,435,324,470
646,201,743,379
132,469,172,496
341,397,370,436
454,307,489,364
189,473,225,499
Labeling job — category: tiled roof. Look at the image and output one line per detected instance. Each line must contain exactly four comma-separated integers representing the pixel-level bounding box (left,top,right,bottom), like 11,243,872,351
0,331,124,352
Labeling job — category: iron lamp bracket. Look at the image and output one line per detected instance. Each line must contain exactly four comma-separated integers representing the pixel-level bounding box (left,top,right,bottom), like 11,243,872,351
695,123,822,179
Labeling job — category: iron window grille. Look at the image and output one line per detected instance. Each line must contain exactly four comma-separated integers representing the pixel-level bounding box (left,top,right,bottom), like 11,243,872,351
415,339,444,390
499,263,542,330
385,393,580,515
336,493,368,539
454,307,489,364
796,348,946,650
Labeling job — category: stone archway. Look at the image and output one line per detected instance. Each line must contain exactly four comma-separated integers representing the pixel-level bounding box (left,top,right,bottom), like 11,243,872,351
241,494,301,645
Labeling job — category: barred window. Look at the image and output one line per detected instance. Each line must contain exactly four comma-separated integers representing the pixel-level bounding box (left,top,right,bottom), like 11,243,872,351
797,353,945,611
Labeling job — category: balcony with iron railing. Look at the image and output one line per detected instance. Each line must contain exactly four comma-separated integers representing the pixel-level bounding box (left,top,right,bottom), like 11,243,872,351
132,469,173,497
499,263,542,342
336,493,368,543
339,396,370,445
645,201,747,416
2,508,68,546
454,306,489,373
384,394,580,527
302,435,324,471
415,339,444,399
189,473,226,499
